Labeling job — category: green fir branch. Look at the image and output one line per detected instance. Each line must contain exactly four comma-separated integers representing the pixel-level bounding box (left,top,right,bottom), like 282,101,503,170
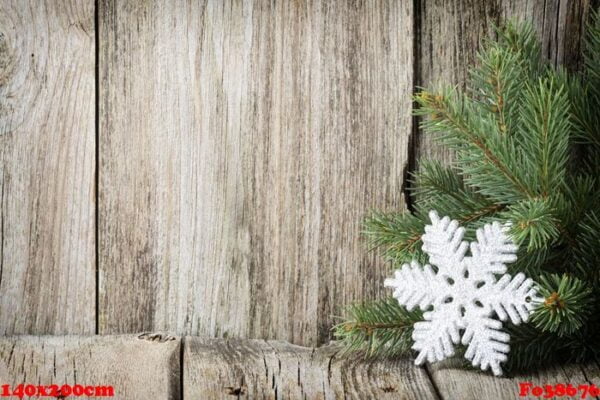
341,14,600,374
334,298,422,358
530,274,594,337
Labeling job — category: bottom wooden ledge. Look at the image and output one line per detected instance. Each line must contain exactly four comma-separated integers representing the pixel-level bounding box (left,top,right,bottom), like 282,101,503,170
0,334,181,399
184,338,436,399
0,335,599,399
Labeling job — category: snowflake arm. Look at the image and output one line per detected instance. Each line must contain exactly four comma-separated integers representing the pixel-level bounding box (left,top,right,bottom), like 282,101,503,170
462,315,510,376
422,211,469,274
413,308,462,365
384,261,445,311
469,221,518,279
486,273,539,324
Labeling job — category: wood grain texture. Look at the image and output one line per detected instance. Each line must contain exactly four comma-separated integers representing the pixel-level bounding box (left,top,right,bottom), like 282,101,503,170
2,335,599,400
99,0,413,345
578,362,600,399
429,358,600,400
184,338,438,400
501,0,596,71
0,1,95,334
415,0,595,166
0,334,180,400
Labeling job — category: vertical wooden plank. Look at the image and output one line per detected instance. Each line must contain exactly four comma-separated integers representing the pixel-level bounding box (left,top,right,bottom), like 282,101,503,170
415,0,594,166
99,0,413,345
0,1,95,334
501,0,595,71
0,334,181,400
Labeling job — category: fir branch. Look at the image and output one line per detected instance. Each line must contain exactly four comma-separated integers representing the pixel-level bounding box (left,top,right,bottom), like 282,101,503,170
334,298,422,357
584,9,600,107
567,10,600,157
415,90,535,202
573,211,600,281
365,202,504,265
469,22,542,135
496,21,542,74
502,199,560,250
508,247,554,277
412,161,497,216
363,212,426,264
342,16,600,374
530,274,594,337
516,77,570,196
462,203,506,223
561,71,600,149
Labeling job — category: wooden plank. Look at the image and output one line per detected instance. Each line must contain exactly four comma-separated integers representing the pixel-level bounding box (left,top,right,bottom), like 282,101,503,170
415,0,594,166
429,358,599,400
0,334,180,400
501,0,595,71
184,338,438,399
99,0,413,345
579,363,600,399
2,335,597,400
0,1,95,334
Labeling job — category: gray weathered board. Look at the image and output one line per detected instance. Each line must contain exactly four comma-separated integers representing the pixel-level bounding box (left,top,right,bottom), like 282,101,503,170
0,0,598,389
2,0,595,343
98,0,413,344
94,0,594,345
183,338,437,399
0,0,96,334
0,335,599,400
0,334,180,400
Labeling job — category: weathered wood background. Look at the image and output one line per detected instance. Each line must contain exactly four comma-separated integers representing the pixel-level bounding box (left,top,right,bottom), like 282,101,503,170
1,0,598,398
0,0,596,356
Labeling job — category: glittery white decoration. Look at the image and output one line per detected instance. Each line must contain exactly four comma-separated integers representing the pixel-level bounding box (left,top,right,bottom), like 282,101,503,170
384,211,539,376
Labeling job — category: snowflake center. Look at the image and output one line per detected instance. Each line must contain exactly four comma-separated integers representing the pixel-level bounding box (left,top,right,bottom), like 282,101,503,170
440,263,491,318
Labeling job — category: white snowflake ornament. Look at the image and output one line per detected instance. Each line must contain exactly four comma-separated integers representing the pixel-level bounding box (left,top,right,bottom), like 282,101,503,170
384,211,539,376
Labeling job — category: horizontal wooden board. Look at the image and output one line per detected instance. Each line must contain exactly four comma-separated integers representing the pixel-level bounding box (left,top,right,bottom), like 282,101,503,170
0,334,181,400
1,336,598,399
429,357,600,400
184,338,438,399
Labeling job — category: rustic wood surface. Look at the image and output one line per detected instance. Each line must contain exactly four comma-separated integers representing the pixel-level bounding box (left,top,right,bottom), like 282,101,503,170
184,338,437,399
1,0,594,346
430,358,600,400
415,0,594,167
1,3,599,398
0,0,95,334
0,334,180,400
99,0,413,345
2,335,598,399
185,338,600,400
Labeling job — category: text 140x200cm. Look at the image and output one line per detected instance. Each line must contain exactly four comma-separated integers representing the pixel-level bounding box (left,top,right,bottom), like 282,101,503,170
1,384,114,397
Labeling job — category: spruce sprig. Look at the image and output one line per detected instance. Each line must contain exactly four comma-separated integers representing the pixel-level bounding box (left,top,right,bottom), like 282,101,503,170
334,298,422,357
336,13,600,373
530,274,594,337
